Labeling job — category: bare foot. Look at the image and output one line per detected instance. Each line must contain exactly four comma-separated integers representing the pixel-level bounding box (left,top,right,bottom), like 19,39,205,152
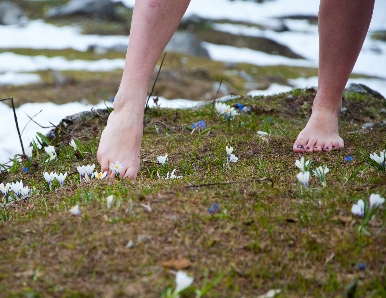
97,92,145,179
293,106,344,153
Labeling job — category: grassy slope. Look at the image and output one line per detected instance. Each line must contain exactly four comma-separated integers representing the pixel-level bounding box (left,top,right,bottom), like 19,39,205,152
0,89,386,297
1,3,385,296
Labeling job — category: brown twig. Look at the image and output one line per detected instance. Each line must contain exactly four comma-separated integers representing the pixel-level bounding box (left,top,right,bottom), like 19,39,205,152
211,78,223,119
145,52,167,113
184,177,274,188
25,114,54,129
21,110,43,135
1,97,25,156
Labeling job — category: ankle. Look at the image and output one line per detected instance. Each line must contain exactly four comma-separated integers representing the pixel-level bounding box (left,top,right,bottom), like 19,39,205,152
312,93,342,115
112,87,147,114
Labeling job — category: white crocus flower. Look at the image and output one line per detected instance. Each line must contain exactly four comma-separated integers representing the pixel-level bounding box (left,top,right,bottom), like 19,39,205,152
215,102,238,119
109,161,124,176
10,181,24,197
296,171,310,188
173,271,194,296
44,172,57,188
0,183,10,197
93,171,107,180
20,186,31,199
56,173,67,187
77,165,86,180
44,145,57,162
84,164,95,178
69,139,77,150
295,157,311,172
369,194,385,209
157,154,168,165
229,154,238,163
166,169,183,179
351,199,365,217
106,195,114,209
257,130,270,141
370,150,386,167
257,131,269,136
69,204,81,216
226,146,238,163
215,102,227,114
224,106,238,119
313,166,329,187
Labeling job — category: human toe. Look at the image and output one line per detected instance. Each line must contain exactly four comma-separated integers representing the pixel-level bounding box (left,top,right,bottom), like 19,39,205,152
123,168,138,180
305,138,317,153
323,142,333,152
313,140,325,153
293,137,309,153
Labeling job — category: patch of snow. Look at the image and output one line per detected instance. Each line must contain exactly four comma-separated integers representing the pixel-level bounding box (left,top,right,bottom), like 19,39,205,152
289,76,386,98
204,42,315,67
0,52,125,72
248,84,293,96
0,19,128,51
0,72,41,86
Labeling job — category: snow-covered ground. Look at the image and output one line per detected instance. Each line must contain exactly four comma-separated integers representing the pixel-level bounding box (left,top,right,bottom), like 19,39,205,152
0,0,385,164
0,97,208,164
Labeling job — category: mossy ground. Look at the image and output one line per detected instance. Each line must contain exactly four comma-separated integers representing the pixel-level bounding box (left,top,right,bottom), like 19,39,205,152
1,88,386,297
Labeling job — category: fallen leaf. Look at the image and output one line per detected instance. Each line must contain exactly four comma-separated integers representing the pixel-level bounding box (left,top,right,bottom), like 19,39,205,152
324,252,335,264
338,215,352,223
162,258,192,270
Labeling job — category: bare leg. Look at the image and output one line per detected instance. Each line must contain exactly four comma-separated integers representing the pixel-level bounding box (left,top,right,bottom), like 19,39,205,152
97,0,190,179
293,0,374,153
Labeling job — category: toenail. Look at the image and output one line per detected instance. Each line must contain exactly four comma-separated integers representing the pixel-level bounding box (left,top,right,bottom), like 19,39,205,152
325,147,329,149
332,146,335,148
306,147,310,149
297,145,303,148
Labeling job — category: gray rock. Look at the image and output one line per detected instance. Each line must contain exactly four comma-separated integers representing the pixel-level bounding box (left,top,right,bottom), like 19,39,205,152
362,122,374,130
62,109,109,125
346,83,385,100
340,107,347,113
381,108,386,114
88,44,127,54
179,14,205,30
261,20,289,32
165,31,210,58
213,82,228,94
46,0,115,19
244,82,261,90
239,70,254,82
0,1,26,25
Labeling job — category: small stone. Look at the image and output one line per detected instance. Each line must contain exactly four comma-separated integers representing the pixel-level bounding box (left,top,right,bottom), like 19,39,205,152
346,83,385,100
362,122,374,130
125,240,134,248
340,107,347,113
380,108,386,114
